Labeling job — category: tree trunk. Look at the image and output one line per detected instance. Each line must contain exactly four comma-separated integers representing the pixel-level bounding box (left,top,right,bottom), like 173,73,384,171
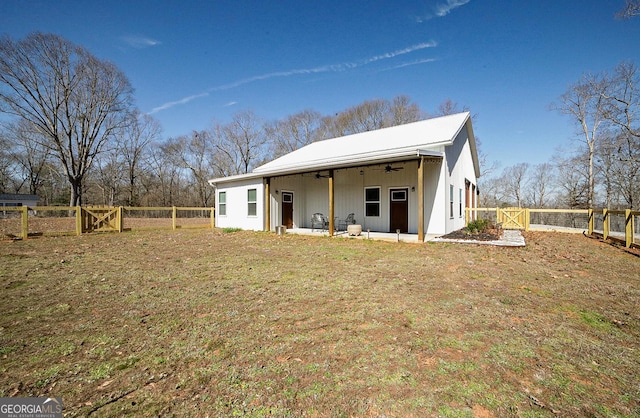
69,178,82,207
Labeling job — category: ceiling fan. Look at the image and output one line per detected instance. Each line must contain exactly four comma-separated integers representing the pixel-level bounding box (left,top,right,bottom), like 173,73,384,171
376,164,404,173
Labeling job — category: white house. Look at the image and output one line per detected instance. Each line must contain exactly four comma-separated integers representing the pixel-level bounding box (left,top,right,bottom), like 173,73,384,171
208,112,480,240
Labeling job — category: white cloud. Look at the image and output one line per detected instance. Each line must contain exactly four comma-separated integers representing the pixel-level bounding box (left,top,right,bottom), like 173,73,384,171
378,58,439,72
150,92,209,114
415,0,471,21
150,41,437,113
121,35,162,49
362,41,437,64
434,0,471,17
224,101,238,107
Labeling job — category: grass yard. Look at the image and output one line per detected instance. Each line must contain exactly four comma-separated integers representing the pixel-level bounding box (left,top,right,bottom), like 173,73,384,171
0,229,638,417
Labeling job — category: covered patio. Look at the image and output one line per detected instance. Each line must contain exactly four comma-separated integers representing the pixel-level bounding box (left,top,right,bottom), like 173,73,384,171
280,226,440,243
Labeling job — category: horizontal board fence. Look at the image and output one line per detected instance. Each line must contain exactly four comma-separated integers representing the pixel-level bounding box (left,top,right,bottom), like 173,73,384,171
467,207,639,248
2,205,637,248
0,206,214,240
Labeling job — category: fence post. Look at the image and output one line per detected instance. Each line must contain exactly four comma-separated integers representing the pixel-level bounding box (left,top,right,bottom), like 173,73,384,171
625,209,633,248
20,206,28,239
588,209,594,235
76,206,82,235
118,206,124,232
172,206,177,230
210,207,215,229
602,209,609,240
525,208,530,231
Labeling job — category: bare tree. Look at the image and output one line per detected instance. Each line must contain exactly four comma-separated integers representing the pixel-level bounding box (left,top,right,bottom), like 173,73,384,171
526,163,556,208
319,96,420,138
0,32,134,206
434,98,467,117
601,62,639,141
616,0,640,18
552,73,609,207
93,148,124,206
599,131,640,209
0,132,17,193
502,163,529,207
595,132,619,209
554,153,590,208
213,110,266,175
3,118,53,195
390,95,424,125
119,111,161,206
145,145,186,206
162,131,215,206
477,175,509,207
265,109,322,159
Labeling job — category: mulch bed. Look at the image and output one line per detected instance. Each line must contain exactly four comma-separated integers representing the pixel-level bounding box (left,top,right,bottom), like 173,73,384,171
439,227,502,241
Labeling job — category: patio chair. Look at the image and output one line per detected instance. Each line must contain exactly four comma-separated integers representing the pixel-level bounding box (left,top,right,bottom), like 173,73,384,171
311,213,329,232
337,213,356,231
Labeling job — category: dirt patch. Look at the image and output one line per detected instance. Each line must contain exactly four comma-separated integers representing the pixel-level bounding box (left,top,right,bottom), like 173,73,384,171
1,229,639,417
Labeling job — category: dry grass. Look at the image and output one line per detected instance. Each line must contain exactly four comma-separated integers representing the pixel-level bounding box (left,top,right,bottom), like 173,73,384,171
0,228,639,417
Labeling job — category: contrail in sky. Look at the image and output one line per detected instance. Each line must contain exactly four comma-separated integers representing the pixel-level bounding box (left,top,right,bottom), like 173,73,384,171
150,41,438,114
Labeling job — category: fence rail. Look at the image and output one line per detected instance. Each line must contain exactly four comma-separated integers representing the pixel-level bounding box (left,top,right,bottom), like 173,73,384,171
0,206,215,239
467,207,639,248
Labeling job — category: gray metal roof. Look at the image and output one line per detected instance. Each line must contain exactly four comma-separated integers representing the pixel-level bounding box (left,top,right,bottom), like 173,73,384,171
0,193,40,201
209,112,478,185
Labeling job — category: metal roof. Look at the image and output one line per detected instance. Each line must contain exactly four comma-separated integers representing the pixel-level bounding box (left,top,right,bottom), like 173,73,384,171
209,112,476,185
0,193,40,201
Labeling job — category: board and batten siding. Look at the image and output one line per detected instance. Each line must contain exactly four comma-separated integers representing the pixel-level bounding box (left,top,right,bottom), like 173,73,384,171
215,178,264,231
443,124,477,234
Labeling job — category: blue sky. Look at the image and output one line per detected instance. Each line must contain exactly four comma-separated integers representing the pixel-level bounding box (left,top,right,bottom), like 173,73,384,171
1,1,639,170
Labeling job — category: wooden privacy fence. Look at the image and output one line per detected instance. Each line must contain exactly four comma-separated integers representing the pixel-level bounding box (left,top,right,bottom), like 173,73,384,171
1,206,215,239
467,207,640,248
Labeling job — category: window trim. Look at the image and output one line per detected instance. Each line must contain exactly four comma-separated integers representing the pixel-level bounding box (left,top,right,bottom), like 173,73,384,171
449,185,454,219
364,186,381,217
391,190,407,201
218,191,227,217
247,188,257,217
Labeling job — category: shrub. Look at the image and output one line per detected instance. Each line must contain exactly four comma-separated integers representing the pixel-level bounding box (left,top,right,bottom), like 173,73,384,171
222,227,242,233
466,219,491,234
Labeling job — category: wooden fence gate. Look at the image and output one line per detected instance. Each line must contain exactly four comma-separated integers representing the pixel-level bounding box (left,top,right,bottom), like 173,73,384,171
497,207,528,230
80,206,123,233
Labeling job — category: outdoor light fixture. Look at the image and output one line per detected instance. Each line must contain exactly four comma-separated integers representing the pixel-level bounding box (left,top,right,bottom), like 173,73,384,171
411,186,415,192
359,170,364,175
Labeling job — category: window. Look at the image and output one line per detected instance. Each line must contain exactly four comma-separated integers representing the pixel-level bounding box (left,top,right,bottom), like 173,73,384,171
459,188,463,218
218,192,226,216
449,185,454,219
247,188,257,216
391,190,407,201
365,187,380,217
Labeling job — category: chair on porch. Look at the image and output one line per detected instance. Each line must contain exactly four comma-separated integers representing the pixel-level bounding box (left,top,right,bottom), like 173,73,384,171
337,213,356,231
311,213,329,232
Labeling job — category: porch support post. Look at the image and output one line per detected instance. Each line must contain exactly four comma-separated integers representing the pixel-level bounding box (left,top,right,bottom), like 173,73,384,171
417,157,425,242
264,177,271,231
329,169,335,236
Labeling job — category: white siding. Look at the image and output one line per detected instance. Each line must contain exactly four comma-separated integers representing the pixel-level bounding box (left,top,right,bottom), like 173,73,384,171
443,124,477,234
215,178,264,231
